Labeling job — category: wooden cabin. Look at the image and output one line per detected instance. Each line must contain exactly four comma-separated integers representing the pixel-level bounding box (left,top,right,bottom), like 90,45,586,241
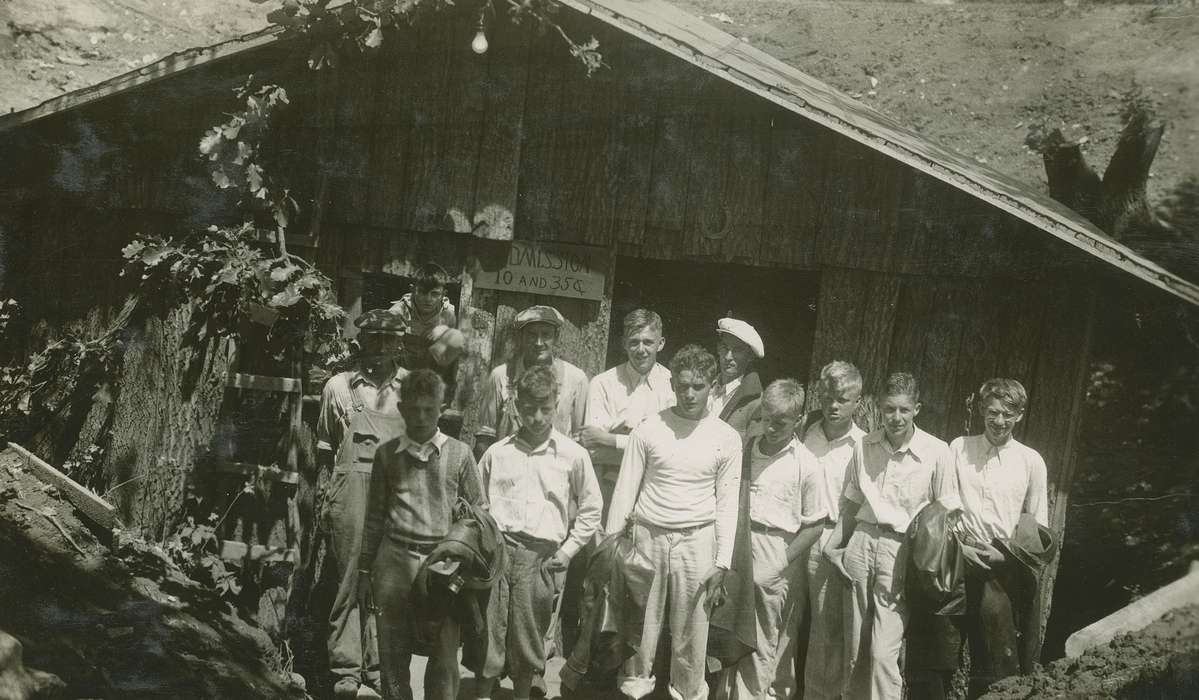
2,0,1197,629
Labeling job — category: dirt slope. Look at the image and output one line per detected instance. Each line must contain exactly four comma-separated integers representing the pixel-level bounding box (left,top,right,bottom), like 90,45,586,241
674,1,1199,209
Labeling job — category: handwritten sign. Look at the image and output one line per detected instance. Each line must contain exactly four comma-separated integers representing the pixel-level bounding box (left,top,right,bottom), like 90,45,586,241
473,241,608,301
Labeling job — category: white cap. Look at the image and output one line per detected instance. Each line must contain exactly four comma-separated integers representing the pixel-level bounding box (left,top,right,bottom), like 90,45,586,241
717,318,764,358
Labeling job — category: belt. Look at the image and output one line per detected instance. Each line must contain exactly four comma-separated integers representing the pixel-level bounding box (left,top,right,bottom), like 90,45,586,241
396,539,438,555
750,521,794,536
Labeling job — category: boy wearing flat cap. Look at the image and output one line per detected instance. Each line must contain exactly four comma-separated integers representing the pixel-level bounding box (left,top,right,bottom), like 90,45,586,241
473,304,589,461
316,308,410,698
711,317,765,441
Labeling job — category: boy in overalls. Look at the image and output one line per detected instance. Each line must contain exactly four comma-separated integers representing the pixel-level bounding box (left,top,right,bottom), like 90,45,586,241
316,308,410,698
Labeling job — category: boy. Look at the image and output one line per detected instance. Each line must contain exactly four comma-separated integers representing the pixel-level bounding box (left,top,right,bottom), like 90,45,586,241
474,305,589,460
579,308,675,515
476,365,603,700
315,308,409,698
606,344,743,700
357,369,486,700
388,262,457,349
823,372,957,700
801,360,866,700
949,378,1048,697
718,379,827,700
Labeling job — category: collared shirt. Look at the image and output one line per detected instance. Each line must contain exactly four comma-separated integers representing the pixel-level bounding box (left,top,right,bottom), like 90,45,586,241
586,361,675,459
475,357,589,440
606,409,743,569
360,435,485,566
479,430,602,559
387,293,457,339
803,421,867,523
747,436,827,533
950,434,1049,541
709,375,744,416
844,426,958,534
316,368,408,452
397,430,450,463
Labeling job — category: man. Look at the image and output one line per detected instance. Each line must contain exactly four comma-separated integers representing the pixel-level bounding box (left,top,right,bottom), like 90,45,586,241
823,372,957,700
606,344,743,700
710,318,764,440
801,360,866,700
949,378,1049,698
717,379,827,700
315,308,410,699
473,305,588,460
357,370,486,700
475,366,604,700
579,308,675,515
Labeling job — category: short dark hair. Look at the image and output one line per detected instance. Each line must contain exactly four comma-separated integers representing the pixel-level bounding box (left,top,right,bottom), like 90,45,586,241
883,371,920,403
670,344,718,384
516,365,559,401
977,378,1028,414
401,369,446,403
412,263,449,293
623,308,663,338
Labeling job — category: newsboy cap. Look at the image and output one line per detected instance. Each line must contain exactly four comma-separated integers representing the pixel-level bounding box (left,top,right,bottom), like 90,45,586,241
717,317,765,358
355,308,407,335
514,305,565,330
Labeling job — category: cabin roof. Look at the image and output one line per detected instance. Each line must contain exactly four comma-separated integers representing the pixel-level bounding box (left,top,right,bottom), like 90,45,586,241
2,0,1196,306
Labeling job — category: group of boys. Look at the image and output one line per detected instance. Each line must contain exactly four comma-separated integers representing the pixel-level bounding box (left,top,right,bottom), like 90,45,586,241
315,272,1050,700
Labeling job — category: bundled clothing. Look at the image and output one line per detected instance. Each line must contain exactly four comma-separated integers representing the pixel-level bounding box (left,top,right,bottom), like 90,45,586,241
842,427,958,700
801,420,867,700
315,369,408,689
475,430,603,680
716,436,827,700
604,408,755,700
359,431,486,700
907,435,1055,699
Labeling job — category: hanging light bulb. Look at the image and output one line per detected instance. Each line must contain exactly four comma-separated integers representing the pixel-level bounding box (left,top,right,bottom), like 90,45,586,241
471,14,489,55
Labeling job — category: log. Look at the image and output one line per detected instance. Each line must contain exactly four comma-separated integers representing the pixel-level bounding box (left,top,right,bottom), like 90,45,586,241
6,441,121,531
1065,561,1199,657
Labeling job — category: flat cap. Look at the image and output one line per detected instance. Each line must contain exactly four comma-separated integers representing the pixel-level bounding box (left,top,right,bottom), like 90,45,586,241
514,305,565,330
717,317,764,358
355,308,407,335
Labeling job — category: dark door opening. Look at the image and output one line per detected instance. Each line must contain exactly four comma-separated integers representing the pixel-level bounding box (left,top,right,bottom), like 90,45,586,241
608,257,820,388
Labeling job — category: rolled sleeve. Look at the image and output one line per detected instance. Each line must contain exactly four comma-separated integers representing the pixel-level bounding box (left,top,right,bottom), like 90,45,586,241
316,380,344,453
1026,452,1049,528
933,443,962,512
842,445,864,505
798,450,829,526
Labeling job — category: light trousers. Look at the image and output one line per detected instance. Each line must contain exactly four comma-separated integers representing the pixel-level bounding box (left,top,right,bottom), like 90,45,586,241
804,525,850,700
619,520,716,700
717,529,804,700
844,523,910,700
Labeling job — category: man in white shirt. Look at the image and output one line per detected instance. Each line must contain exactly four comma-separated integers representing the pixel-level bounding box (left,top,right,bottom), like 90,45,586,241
716,379,826,700
823,372,958,700
579,308,675,516
949,378,1048,697
801,360,866,700
606,344,743,700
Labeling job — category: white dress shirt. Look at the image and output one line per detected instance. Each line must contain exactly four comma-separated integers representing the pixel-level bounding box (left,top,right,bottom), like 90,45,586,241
803,421,867,524
844,426,958,534
950,434,1049,541
747,436,827,533
586,362,675,453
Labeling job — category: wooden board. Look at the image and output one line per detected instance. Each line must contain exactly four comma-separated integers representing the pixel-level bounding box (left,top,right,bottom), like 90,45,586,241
7,442,122,531
226,373,301,393
759,117,826,269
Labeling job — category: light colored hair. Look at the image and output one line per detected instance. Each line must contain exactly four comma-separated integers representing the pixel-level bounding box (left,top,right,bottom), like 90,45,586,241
819,360,863,396
763,379,806,416
977,378,1028,414
883,371,920,403
623,308,663,338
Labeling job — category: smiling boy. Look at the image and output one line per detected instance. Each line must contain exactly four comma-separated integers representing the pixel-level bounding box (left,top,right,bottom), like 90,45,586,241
824,372,957,700
717,379,827,700
606,344,743,700
948,378,1048,696
475,365,603,700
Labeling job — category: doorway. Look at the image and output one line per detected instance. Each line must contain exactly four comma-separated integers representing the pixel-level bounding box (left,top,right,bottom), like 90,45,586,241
608,257,820,387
